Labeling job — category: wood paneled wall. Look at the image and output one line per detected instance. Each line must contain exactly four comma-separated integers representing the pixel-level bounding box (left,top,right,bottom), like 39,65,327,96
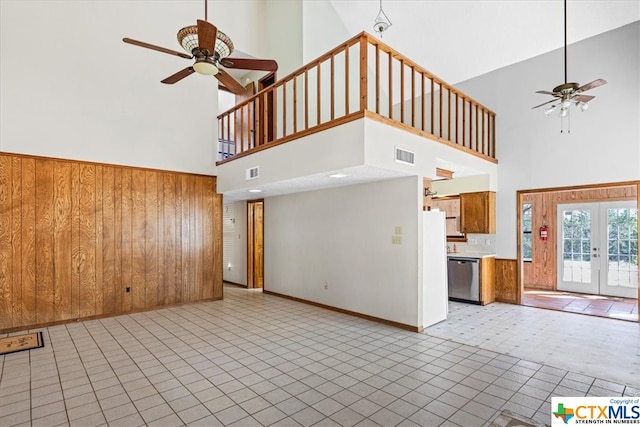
522,185,637,290
495,258,518,304
0,153,222,332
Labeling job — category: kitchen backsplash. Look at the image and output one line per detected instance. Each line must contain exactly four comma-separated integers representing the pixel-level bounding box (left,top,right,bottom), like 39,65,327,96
449,234,495,254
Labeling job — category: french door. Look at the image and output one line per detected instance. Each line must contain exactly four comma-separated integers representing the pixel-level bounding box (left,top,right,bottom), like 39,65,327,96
557,201,638,298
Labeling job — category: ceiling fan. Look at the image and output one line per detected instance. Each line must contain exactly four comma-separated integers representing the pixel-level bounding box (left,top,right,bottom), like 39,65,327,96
122,0,277,95
531,0,606,119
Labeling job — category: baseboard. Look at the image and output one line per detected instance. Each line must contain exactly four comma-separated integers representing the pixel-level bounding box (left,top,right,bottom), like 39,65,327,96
0,297,223,334
223,281,247,288
263,290,423,333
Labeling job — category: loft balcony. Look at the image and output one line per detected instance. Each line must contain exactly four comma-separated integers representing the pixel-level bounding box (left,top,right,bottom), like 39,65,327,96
215,32,497,200
217,32,496,165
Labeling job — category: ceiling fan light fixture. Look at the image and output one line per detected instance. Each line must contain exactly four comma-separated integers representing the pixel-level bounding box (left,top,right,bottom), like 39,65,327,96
193,58,218,75
177,25,234,58
531,0,607,132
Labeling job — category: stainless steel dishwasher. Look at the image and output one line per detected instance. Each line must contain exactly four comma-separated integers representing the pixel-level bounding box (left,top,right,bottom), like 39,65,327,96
447,257,480,303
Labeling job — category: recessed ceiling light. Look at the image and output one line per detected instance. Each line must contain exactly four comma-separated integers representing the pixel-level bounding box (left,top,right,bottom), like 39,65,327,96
329,173,349,178
248,189,262,193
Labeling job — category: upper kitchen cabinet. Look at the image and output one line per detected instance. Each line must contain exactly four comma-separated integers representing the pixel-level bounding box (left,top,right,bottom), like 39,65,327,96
431,196,465,240
460,191,496,234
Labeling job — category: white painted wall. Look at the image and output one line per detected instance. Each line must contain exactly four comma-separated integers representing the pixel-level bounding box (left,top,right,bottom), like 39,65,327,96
265,0,304,77
302,0,351,64
0,0,263,174
217,117,498,200
432,175,492,196
363,119,498,189
264,177,422,327
455,22,640,259
217,119,366,195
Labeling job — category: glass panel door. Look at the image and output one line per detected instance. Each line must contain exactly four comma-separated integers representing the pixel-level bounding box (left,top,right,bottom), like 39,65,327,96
600,201,638,298
557,201,638,299
557,204,599,294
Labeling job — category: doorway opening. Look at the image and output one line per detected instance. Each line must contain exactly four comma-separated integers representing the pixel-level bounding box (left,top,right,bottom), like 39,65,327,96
517,182,639,321
557,201,637,299
257,72,276,146
247,200,264,289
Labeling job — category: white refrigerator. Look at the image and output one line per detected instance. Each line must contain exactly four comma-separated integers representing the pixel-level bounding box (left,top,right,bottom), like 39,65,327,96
422,210,448,328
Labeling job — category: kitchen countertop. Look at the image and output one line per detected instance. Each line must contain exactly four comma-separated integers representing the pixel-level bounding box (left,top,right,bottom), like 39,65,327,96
447,253,495,259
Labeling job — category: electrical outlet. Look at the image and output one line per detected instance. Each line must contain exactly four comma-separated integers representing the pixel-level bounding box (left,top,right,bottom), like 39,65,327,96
392,235,402,244
468,238,477,245
394,226,402,235
485,239,491,246
323,282,328,290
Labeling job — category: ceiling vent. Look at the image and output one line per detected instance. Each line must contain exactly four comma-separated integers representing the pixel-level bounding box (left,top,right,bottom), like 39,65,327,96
246,166,259,180
395,147,415,165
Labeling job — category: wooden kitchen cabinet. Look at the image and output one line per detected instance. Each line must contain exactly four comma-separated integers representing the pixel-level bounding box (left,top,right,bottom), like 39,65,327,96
460,191,496,234
431,196,464,240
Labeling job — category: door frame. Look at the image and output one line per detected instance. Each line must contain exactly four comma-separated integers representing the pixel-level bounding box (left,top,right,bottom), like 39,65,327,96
257,72,276,146
515,181,639,321
247,199,264,289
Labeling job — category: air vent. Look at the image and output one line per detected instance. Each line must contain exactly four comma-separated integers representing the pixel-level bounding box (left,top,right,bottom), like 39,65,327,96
395,147,415,165
246,166,259,180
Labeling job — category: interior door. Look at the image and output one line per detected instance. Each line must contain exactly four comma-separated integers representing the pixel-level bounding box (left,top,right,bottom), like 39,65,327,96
235,83,255,152
257,73,276,146
557,201,638,298
247,200,264,289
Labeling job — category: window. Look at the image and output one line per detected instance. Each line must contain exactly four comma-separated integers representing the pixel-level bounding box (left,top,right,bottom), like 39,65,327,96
523,203,532,261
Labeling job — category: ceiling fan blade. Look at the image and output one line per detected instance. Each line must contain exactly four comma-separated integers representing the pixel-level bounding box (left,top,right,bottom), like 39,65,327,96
578,79,607,92
535,90,559,96
161,67,195,84
219,57,278,72
215,69,248,94
574,94,595,103
531,99,556,109
123,38,192,59
197,19,218,57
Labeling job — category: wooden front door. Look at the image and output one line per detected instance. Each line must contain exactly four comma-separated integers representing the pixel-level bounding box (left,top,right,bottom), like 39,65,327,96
247,200,264,288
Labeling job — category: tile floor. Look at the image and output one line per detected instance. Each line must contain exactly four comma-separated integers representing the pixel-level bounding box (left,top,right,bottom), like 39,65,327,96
522,288,639,321
0,285,638,427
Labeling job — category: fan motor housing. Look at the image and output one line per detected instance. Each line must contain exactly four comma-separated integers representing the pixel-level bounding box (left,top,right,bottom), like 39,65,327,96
553,82,580,94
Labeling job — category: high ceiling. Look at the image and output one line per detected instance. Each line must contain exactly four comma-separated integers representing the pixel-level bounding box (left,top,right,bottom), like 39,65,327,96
328,0,639,84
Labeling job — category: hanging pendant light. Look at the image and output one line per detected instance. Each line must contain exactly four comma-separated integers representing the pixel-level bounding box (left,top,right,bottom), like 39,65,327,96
373,0,392,36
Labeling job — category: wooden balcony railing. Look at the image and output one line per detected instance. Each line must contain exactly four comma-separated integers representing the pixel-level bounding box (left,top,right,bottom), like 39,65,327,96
217,32,496,164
